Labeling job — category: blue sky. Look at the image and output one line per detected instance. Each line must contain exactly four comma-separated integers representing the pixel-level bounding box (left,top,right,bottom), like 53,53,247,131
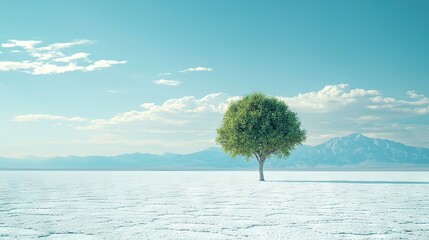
1,0,428,157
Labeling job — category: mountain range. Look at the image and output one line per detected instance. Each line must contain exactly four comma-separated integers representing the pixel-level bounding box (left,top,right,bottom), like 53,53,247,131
1,134,428,170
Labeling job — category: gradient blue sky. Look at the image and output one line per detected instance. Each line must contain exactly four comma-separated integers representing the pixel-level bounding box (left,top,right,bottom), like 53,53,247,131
1,0,428,157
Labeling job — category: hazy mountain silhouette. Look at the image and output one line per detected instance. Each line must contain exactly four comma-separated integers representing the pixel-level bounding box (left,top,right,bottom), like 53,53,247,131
1,134,428,170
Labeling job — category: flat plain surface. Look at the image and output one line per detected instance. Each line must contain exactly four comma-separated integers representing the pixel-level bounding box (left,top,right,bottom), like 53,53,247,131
0,171,428,239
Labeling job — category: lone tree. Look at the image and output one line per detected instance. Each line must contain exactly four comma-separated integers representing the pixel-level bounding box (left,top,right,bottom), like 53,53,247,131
216,93,306,181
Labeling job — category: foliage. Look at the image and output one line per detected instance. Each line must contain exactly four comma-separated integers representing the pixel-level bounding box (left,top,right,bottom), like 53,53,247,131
216,93,306,162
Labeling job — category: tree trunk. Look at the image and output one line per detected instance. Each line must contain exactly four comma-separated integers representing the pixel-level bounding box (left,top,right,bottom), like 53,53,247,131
259,160,265,181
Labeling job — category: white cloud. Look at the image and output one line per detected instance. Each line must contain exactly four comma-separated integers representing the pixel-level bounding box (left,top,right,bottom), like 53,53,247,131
1,40,41,49
85,60,126,71
80,93,235,130
140,92,234,113
0,61,40,72
31,60,127,75
153,79,182,86
367,92,429,114
40,85,428,137
180,66,213,73
32,62,82,75
36,40,92,52
279,84,379,112
53,52,90,62
81,113,179,130
2,40,91,61
158,72,172,76
0,39,125,75
29,51,64,61
105,89,118,94
407,91,424,99
358,115,381,121
13,114,87,122
277,84,429,146
13,84,429,152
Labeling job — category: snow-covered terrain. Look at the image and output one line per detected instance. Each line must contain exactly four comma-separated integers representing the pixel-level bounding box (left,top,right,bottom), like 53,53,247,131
0,171,428,239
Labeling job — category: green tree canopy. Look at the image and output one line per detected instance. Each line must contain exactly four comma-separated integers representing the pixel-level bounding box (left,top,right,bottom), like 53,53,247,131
216,93,306,181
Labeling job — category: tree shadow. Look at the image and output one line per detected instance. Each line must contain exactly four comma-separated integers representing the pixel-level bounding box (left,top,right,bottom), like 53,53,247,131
266,180,429,184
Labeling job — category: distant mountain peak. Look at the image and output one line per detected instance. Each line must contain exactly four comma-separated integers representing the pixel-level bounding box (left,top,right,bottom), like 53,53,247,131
343,133,367,139
203,147,222,152
349,133,365,137
324,133,371,145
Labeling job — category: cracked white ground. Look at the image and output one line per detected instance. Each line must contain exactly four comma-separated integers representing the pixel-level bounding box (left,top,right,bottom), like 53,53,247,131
0,171,428,239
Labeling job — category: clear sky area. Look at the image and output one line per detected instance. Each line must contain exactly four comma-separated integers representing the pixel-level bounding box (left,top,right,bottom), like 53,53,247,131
1,0,428,157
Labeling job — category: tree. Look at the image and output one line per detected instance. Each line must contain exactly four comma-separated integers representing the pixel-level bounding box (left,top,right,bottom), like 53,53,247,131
216,93,306,181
